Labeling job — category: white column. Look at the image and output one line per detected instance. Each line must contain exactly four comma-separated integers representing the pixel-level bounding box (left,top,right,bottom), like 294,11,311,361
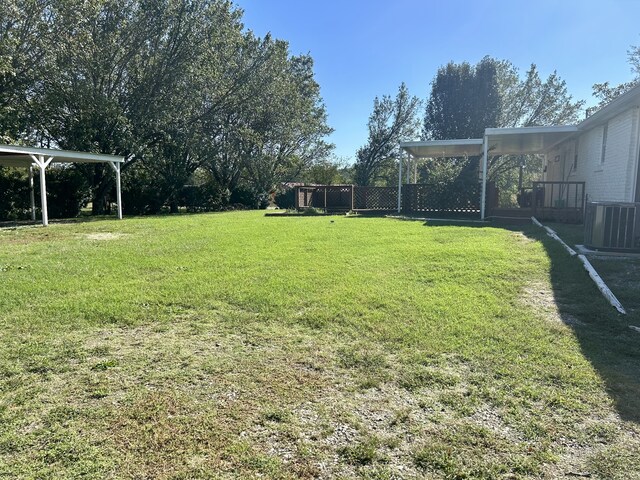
28,166,36,221
397,149,403,213
30,155,53,227
480,136,488,220
108,161,124,219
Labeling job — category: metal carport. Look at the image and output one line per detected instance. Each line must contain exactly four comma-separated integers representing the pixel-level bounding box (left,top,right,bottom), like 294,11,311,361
399,125,579,219
0,144,124,226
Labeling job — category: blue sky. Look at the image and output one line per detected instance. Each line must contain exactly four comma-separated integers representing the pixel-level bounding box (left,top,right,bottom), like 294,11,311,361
235,0,640,161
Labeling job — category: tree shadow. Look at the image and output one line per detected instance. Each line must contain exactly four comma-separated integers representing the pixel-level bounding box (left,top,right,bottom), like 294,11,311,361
389,216,640,424
0,214,122,229
522,226,640,424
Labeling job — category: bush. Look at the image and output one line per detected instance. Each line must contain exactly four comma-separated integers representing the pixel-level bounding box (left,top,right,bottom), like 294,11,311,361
274,187,295,209
42,167,90,218
0,166,89,220
230,186,269,209
0,167,31,221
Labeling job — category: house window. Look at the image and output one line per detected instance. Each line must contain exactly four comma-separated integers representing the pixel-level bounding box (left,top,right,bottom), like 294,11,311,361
573,139,579,171
601,123,608,164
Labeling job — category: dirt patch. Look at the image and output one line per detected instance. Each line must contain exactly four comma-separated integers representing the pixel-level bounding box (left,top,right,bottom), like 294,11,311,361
84,232,127,241
520,281,585,327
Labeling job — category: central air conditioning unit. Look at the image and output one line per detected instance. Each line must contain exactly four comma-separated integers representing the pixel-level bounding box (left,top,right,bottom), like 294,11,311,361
584,202,640,252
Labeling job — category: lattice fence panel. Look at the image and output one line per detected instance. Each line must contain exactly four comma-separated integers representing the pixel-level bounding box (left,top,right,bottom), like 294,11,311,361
402,182,481,213
353,186,397,210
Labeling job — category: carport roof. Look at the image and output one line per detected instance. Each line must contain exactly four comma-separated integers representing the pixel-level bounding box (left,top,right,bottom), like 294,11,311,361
401,125,579,158
484,125,579,155
400,139,483,158
0,144,124,167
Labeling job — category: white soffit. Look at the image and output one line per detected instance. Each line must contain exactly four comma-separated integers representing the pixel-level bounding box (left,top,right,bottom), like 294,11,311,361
485,125,579,155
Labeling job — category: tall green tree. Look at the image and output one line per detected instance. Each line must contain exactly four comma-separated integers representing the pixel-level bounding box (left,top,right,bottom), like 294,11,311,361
423,57,501,140
354,83,420,186
498,63,584,127
588,40,640,115
0,0,50,143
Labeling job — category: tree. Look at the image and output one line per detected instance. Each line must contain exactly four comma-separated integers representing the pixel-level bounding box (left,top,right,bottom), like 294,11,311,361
197,34,333,201
421,57,585,206
588,40,640,115
0,0,335,218
489,62,584,199
0,0,50,143
354,83,420,186
498,63,584,127
35,0,243,213
423,57,501,140
304,157,349,185
242,48,334,195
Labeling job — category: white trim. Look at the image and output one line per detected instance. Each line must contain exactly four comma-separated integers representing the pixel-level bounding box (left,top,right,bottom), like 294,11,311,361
484,125,578,136
580,84,640,131
632,107,640,202
399,139,483,148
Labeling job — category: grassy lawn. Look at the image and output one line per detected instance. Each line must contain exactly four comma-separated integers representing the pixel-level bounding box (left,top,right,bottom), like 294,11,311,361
1,211,639,479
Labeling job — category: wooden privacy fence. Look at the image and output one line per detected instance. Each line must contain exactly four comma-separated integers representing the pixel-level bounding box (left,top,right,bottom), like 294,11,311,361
295,185,353,212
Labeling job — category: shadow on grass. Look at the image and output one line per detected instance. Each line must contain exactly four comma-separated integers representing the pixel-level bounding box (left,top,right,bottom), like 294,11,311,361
527,226,640,424
392,216,640,424
0,214,121,229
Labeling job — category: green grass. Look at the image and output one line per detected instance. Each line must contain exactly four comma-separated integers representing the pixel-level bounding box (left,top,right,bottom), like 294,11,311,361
1,211,639,479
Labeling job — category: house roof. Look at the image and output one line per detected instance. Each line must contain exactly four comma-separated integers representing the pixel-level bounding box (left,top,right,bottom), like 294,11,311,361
0,144,124,168
579,82,640,131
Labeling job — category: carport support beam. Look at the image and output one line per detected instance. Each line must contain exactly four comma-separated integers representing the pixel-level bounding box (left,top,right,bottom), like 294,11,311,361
30,154,53,227
480,135,488,220
109,161,123,220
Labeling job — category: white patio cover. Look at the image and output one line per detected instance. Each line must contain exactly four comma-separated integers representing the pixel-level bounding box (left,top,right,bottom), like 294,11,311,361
399,125,580,219
0,144,124,226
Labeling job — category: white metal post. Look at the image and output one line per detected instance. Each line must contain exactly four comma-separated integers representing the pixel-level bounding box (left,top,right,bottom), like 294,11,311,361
108,161,124,219
397,149,403,213
30,155,52,226
28,166,36,221
480,136,488,220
